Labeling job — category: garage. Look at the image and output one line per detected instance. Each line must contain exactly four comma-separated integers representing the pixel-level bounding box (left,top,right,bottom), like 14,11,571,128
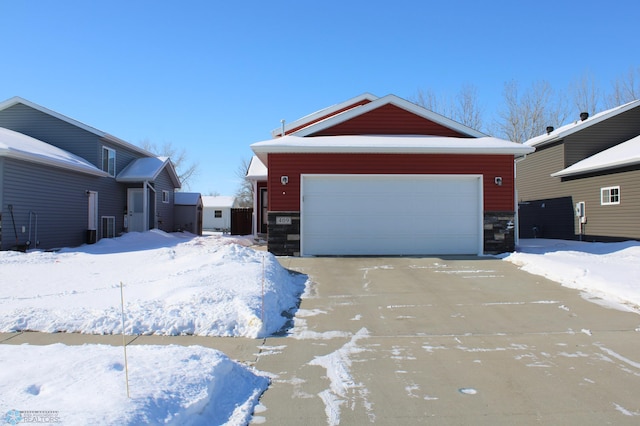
301,174,483,256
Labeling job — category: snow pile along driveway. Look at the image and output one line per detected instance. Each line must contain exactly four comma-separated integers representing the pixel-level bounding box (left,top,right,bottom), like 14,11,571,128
0,343,268,426
0,230,308,338
503,239,640,312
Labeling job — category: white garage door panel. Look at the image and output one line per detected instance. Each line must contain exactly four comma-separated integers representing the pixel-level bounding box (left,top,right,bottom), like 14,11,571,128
302,175,481,256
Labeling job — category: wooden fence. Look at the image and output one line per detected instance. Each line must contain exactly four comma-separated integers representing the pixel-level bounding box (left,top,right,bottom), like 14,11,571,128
231,208,253,235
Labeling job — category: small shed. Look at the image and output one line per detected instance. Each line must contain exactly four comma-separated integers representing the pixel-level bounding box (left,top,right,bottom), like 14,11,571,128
174,192,203,235
202,196,239,231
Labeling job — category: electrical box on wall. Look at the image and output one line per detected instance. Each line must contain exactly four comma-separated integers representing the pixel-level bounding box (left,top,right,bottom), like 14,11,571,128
575,201,587,223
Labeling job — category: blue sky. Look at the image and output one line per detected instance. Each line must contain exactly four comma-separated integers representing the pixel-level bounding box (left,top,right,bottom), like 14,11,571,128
2,0,638,195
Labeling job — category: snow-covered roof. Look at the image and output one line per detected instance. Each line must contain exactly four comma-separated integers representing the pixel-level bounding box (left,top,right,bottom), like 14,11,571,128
551,135,640,178
202,196,237,208
525,99,640,148
246,156,267,180
116,156,181,188
251,135,534,164
174,192,202,205
0,126,109,176
0,96,156,158
283,94,487,138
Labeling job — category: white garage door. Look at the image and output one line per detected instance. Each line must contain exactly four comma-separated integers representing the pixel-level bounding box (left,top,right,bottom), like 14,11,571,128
301,174,482,256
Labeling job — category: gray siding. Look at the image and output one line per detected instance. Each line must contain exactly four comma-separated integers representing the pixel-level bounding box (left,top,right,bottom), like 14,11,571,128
517,143,565,202
1,102,180,250
0,103,142,174
564,107,640,167
0,104,101,164
1,158,128,250
153,168,176,233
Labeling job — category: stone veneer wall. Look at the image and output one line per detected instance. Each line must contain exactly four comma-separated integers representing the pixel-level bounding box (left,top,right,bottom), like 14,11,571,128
484,211,516,254
267,212,300,256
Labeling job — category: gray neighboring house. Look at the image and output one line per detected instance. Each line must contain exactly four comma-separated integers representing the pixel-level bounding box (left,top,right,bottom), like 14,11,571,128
517,100,640,242
0,96,181,251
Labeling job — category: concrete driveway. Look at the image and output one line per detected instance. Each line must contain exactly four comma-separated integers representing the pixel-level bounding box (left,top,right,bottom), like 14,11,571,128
252,256,640,425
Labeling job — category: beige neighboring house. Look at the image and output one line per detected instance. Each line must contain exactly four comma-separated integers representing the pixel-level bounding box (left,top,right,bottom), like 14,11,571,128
202,196,239,231
517,100,640,241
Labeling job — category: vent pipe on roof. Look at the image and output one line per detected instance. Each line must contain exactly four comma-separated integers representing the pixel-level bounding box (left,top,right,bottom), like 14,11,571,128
546,126,554,134
580,112,589,121
280,119,286,137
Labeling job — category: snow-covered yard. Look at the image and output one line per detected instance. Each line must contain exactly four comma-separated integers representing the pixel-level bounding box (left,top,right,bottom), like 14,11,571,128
0,231,306,425
1,231,638,424
503,238,640,313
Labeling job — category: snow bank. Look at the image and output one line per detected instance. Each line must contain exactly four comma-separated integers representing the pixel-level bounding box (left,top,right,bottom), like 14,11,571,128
0,344,268,425
0,230,307,338
503,239,640,312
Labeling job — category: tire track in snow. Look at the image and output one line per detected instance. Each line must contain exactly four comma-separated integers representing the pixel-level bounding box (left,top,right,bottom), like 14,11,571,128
309,328,374,425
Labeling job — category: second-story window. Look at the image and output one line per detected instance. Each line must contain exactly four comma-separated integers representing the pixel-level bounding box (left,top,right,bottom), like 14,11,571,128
102,146,116,176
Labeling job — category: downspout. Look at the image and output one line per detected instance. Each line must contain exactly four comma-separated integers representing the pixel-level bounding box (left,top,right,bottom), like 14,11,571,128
513,154,528,246
28,211,38,248
143,181,149,231
253,180,258,236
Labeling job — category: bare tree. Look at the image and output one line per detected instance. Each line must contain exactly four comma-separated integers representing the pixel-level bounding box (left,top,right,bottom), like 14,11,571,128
234,157,253,208
570,72,602,116
495,80,570,143
412,84,484,132
607,66,640,107
141,139,199,190
455,84,483,131
411,88,455,119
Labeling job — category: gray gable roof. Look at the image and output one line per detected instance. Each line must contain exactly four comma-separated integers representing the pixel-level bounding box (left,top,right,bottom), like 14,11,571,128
116,156,181,188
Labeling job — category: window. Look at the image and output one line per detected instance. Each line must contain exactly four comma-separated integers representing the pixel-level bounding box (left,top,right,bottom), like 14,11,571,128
102,147,116,176
214,210,222,218
601,186,620,205
101,216,116,238
162,190,170,203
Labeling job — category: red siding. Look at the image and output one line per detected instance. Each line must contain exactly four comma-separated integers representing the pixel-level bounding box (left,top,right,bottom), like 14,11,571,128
310,104,469,137
268,153,515,211
281,99,373,136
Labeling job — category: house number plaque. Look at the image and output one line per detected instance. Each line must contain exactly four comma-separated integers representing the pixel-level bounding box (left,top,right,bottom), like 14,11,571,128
276,216,292,225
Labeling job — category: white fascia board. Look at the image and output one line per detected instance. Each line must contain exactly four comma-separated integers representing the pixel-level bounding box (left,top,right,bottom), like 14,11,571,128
246,155,268,180
270,93,379,138
551,158,640,177
0,126,110,176
292,94,487,138
551,135,640,178
2,149,110,176
251,135,534,163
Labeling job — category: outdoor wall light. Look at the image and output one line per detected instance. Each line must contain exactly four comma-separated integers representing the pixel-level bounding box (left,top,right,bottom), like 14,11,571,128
494,176,503,186
281,176,289,185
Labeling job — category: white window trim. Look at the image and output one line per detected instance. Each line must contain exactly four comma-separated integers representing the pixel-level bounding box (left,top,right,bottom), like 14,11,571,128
162,190,170,203
601,186,620,205
102,146,116,177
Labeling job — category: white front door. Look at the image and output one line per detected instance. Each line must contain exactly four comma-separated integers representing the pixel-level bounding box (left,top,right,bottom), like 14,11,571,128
127,188,145,232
